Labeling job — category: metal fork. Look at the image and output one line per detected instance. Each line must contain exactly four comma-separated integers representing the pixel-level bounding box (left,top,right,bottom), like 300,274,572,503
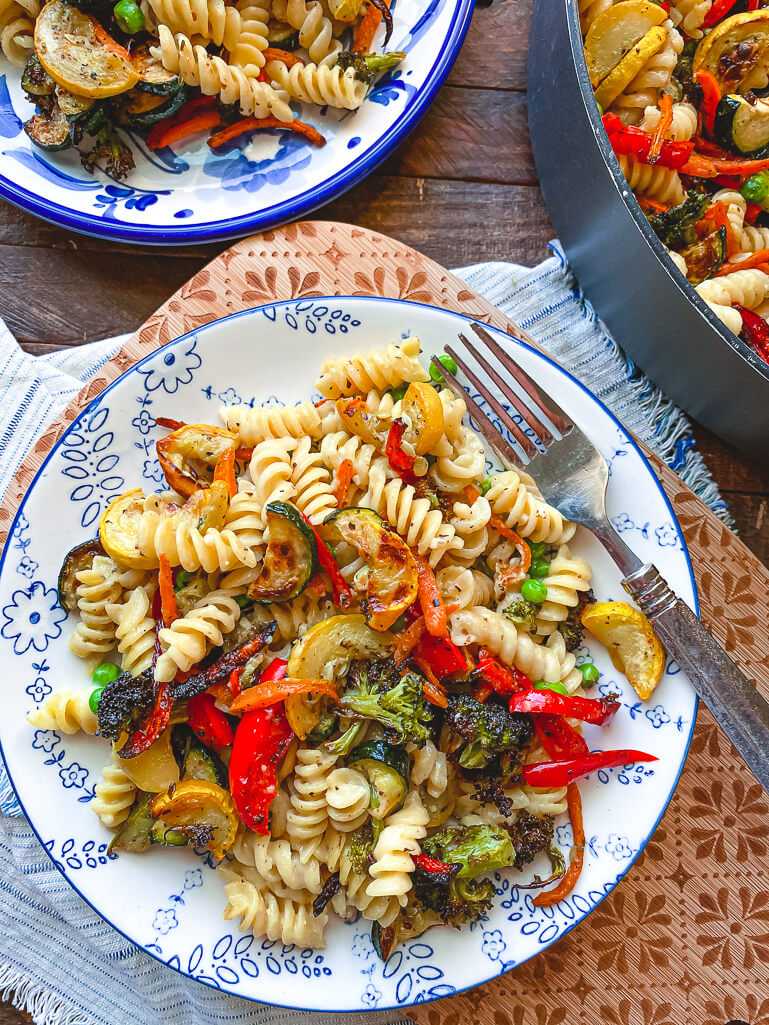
434,322,769,794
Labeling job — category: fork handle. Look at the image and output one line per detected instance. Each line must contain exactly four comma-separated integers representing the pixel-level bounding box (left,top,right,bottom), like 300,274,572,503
623,563,769,794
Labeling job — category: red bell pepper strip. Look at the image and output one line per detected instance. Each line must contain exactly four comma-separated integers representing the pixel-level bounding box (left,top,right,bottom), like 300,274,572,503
533,714,589,760
703,0,738,27
532,784,585,906
155,416,186,430
602,113,694,170
260,657,288,684
509,687,620,726
414,853,455,874
157,553,178,627
298,513,352,606
694,69,721,136
229,704,293,835
522,749,658,788
736,305,769,363
413,659,448,708
412,631,467,680
476,648,532,695
413,552,448,636
187,692,234,747
746,203,763,224
385,418,417,484
147,104,221,150
229,668,242,696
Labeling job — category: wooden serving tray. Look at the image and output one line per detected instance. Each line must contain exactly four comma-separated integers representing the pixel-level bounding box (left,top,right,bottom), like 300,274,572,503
2,222,768,1025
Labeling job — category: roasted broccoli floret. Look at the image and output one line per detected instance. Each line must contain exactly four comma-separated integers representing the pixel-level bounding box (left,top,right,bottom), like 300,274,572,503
80,122,135,181
506,811,555,870
444,693,533,769
423,824,515,879
324,719,366,756
413,866,495,928
501,598,539,630
336,49,405,83
648,190,710,250
97,666,154,742
559,587,595,653
346,822,376,874
340,660,433,744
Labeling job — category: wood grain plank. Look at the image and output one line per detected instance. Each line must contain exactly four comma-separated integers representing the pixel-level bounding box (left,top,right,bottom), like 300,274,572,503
448,0,529,91
692,422,769,495
719,491,769,567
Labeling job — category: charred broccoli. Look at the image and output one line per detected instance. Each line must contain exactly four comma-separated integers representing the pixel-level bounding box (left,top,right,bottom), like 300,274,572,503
339,660,433,744
423,823,515,879
444,693,533,769
80,122,135,182
501,598,539,630
335,50,404,83
97,666,154,742
346,822,376,874
559,587,595,653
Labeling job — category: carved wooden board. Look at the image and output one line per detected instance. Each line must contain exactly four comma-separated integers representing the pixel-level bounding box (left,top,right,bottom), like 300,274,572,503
1,222,767,1025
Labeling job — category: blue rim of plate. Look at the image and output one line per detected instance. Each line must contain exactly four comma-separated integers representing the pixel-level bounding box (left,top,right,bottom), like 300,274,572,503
0,1,474,246
0,296,698,1012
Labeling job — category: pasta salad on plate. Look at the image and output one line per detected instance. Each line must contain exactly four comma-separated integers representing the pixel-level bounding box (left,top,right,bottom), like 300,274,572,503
582,0,769,362
28,333,666,958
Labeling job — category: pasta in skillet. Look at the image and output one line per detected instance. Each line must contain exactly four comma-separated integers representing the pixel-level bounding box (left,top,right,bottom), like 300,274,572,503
36,334,659,956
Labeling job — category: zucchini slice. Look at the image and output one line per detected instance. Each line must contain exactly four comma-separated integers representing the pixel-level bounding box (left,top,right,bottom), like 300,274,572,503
349,740,409,820
267,20,300,47
248,501,317,602
584,0,668,88
322,508,418,631
693,10,769,93
113,87,188,129
681,226,727,285
714,93,769,154
171,724,228,787
58,537,104,612
131,44,182,95
108,793,154,853
149,779,238,860
34,0,139,99
21,54,54,98
24,105,73,151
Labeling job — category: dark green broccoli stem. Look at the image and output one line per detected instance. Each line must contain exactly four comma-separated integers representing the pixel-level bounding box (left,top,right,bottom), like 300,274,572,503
80,122,135,182
346,822,376,874
336,50,405,83
324,720,365,756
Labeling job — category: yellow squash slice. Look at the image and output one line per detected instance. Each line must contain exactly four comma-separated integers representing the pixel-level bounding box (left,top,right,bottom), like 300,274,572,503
584,0,668,88
693,10,769,92
401,381,445,455
594,25,667,110
581,600,665,701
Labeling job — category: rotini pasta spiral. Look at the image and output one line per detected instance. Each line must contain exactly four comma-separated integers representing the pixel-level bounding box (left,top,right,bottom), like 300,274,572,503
610,23,683,125
286,747,337,861
155,589,241,682
233,830,323,893
27,688,98,734
138,498,259,574
142,0,268,68
315,336,429,400
150,28,293,121
221,399,323,445
0,0,36,64
106,585,155,677
486,470,576,544
91,753,137,828
616,153,684,205
666,248,687,276
222,488,266,552
267,60,367,110
435,564,495,611
667,0,711,37
711,189,769,253
640,100,697,141
367,790,428,906
325,767,370,831
319,431,379,490
449,608,567,684
68,555,124,659
247,436,298,516
431,427,487,493
408,740,449,799
531,544,592,636
222,873,327,948
702,299,744,335
364,476,460,566
289,436,337,524
448,494,491,563
270,0,340,65
696,268,769,311
320,828,402,926
251,594,336,644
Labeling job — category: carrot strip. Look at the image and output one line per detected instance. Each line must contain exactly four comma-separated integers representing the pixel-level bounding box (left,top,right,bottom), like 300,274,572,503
681,151,769,178
394,615,426,662
648,94,672,163
148,110,221,150
158,554,178,626
206,681,233,706
413,657,448,708
533,784,585,906
488,512,532,580
637,197,672,215
235,445,254,461
463,484,480,504
715,249,769,275
213,448,237,498
353,0,391,52
307,573,328,598
334,458,354,507
207,116,325,150
231,677,338,712
155,416,186,430
262,47,305,66
90,17,131,59
413,552,447,637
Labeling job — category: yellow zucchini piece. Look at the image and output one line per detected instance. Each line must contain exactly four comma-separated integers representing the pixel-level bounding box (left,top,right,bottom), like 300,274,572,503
693,10,769,93
594,26,667,110
584,0,668,88
149,779,238,860
581,600,665,701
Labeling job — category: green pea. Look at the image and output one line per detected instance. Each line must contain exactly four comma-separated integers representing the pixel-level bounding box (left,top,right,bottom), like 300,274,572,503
529,557,549,579
174,569,193,591
533,680,568,696
429,354,458,383
479,477,492,496
741,172,769,204
525,538,546,559
521,578,547,604
114,0,144,32
579,662,600,685
89,686,105,716
389,383,408,403
92,662,120,687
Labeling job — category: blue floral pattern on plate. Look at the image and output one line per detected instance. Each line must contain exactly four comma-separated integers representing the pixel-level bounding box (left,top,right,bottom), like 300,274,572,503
0,299,698,1012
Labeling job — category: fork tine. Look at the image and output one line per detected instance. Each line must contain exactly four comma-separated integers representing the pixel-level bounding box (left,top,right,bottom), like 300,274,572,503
470,322,574,437
457,334,555,449
428,356,528,468
446,342,540,462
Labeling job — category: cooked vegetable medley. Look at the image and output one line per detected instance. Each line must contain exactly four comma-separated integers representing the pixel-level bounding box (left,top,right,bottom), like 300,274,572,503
28,336,662,952
3,0,405,180
582,0,769,361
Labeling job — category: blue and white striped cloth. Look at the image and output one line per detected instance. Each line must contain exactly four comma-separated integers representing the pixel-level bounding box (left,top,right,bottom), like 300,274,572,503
0,244,730,1025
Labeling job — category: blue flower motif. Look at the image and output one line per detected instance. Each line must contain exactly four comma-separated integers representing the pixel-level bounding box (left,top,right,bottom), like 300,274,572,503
361,983,381,1008
1,581,67,655
132,408,156,435
153,908,178,934
352,931,374,959
11,512,29,538
17,556,38,579
59,762,87,789
612,513,634,533
25,676,52,703
655,522,679,547
645,704,671,728
481,929,506,961
142,459,165,484
604,834,633,861
138,338,202,394
218,387,241,406
184,869,203,890
32,729,60,753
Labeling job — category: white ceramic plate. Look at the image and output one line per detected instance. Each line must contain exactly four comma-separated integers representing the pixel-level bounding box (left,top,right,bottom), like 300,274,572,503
0,0,472,244
0,297,697,1012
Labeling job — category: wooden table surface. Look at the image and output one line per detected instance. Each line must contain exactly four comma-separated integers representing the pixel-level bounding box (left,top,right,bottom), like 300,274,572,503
0,0,767,1020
